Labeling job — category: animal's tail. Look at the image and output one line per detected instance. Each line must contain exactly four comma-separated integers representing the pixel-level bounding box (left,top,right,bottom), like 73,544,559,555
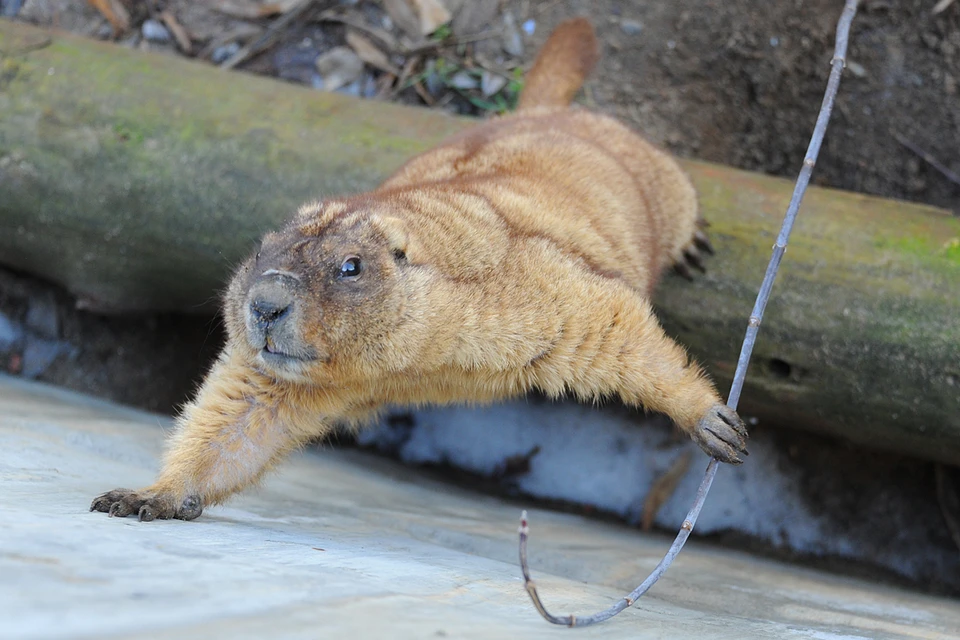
517,18,599,111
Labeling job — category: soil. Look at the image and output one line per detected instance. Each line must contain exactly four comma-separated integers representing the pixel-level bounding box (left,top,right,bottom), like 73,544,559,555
523,0,960,213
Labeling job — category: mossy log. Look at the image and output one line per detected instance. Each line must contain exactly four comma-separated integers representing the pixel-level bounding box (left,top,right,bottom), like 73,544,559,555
1,21,958,463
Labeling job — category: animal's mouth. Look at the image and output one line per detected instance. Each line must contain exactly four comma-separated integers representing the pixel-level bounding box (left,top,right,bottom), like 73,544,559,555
258,338,317,364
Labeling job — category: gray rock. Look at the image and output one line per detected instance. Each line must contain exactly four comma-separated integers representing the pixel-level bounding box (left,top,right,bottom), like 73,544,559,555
449,70,479,90
847,60,867,78
480,70,507,97
619,18,643,36
141,19,171,43
211,43,241,65
335,79,363,98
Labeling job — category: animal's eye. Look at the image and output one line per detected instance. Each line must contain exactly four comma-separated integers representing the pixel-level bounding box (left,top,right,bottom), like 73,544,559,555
338,256,362,279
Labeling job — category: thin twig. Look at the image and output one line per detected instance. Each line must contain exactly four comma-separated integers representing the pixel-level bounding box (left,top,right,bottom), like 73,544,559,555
402,30,503,57
892,131,960,188
519,0,861,626
221,0,315,70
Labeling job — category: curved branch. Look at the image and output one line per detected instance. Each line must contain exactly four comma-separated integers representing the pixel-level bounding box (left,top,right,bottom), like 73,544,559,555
518,0,861,626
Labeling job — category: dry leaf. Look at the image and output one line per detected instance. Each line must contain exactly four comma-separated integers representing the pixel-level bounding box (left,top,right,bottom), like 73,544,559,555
407,0,451,36
346,30,399,75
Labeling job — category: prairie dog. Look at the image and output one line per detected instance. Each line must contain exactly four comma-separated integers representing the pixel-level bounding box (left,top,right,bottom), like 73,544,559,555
92,18,747,522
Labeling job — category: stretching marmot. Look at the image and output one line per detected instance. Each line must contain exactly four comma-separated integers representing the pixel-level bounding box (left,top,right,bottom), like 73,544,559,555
92,18,747,522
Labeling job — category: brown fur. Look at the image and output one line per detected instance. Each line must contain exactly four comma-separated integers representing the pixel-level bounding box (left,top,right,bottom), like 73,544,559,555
92,18,747,522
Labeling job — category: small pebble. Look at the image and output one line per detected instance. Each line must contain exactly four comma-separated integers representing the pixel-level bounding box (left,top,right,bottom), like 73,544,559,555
211,43,241,65
846,61,866,78
522,19,536,36
141,19,171,43
336,79,363,98
480,70,507,97
619,19,643,36
450,70,479,90
769,36,779,47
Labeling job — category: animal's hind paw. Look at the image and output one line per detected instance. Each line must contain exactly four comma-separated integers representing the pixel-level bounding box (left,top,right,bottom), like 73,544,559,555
673,228,715,280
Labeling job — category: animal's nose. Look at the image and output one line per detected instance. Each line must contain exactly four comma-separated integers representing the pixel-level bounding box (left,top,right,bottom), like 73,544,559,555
249,297,291,334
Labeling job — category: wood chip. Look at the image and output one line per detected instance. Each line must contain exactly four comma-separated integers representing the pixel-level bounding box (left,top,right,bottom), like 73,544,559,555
407,0,451,36
159,10,192,55
86,0,130,34
346,30,399,75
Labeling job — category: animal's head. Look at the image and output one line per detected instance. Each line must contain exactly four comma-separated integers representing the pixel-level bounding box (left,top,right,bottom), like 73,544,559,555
222,198,427,383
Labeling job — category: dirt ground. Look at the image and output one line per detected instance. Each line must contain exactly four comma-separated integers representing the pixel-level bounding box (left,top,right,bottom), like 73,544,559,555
524,0,960,213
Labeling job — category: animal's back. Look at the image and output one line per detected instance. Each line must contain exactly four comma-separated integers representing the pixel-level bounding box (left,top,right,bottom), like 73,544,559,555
89,17,747,525
379,18,699,295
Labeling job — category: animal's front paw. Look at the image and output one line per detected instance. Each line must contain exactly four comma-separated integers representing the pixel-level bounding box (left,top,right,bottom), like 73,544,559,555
90,488,204,522
692,404,749,464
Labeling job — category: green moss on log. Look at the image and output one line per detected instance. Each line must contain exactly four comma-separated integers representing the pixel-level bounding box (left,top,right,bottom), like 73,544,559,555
1,21,958,464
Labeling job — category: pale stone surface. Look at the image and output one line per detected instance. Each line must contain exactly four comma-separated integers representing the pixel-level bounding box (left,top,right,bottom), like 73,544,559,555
1,375,958,639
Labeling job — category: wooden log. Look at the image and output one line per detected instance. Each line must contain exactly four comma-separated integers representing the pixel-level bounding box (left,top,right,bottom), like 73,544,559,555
1,21,958,463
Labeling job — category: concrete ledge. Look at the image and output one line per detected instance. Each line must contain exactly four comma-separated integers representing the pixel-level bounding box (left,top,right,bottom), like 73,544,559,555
1,375,958,639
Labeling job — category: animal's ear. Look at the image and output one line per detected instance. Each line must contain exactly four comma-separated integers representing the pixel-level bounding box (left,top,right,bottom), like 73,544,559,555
378,216,419,264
